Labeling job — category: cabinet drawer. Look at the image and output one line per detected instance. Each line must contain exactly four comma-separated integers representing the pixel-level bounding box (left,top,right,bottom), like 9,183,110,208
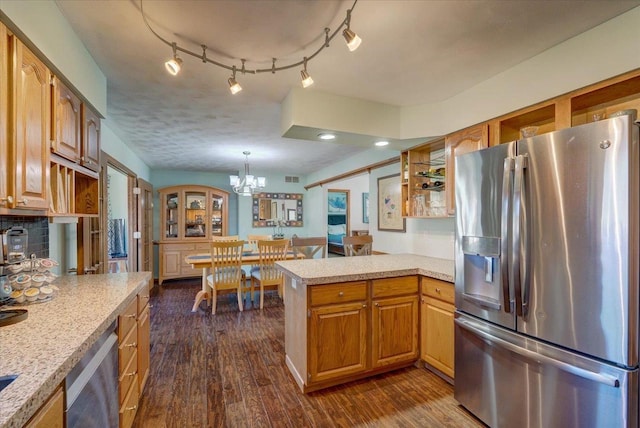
309,281,367,306
195,243,210,250
119,348,138,405
422,277,454,304
372,276,419,298
119,374,139,428
118,323,138,371
163,243,195,251
118,298,138,339
137,284,150,315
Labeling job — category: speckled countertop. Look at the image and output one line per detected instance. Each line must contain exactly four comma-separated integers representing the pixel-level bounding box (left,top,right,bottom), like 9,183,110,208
276,254,454,284
0,272,151,428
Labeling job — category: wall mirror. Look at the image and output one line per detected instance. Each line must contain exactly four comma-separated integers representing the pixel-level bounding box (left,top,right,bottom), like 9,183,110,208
252,193,303,227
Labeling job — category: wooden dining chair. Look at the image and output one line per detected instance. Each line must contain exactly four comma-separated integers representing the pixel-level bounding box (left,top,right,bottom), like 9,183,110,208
211,235,239,241
250,239,289,309
291,236,327,259
206,240,245,314
342,234,373,257
246,234,272,252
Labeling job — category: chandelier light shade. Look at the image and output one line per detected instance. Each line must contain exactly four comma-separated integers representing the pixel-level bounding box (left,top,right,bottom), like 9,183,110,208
140,0,361,93
230,151,266,196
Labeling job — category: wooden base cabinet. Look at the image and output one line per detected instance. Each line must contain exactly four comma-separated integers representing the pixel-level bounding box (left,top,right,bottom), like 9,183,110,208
117,283,150,428
285,276,419,393
24,385,64,428
420,277,455,381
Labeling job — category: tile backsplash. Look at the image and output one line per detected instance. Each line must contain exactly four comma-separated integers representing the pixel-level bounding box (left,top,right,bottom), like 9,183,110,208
0,216,49,259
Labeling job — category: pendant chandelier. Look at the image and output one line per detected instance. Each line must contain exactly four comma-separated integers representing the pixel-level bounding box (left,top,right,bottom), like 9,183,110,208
229,152,266,196
140,0,361,94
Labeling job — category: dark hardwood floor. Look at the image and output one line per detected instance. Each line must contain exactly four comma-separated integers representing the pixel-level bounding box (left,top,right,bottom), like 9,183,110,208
133,279,484,428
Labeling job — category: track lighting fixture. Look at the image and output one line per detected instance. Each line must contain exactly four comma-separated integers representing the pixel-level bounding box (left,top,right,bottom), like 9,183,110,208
164,42,183,76
141,0,361,92
228,66,242,94
342,9,362,52
300,57,314,88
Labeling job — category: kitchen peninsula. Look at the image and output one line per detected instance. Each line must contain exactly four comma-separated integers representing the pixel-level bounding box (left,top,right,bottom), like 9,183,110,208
276,254,453,393
0,272,151,428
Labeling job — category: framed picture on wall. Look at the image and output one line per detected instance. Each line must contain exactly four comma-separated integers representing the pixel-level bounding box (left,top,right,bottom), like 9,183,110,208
362,192,369,223
377,174,405,232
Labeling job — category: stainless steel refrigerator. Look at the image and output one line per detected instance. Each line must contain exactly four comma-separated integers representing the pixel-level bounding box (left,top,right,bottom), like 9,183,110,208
454,112,639,427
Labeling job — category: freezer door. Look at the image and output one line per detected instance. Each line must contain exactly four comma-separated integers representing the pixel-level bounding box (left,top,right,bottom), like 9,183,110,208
455,313,638,428
515,115,639,367
455,142,515,329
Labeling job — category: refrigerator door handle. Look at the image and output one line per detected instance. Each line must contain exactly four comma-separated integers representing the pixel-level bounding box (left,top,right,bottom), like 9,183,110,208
456,318,621,388
500,157,514,313
512,154,528,316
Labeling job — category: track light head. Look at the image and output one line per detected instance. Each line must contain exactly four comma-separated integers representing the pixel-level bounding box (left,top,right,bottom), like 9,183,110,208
343,28,361,52
300,57,314,88
165,42,183,75
228,66,242,94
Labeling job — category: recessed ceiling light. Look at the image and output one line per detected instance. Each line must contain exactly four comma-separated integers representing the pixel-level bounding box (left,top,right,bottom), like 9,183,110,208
318,133,336,140
375,141,389,147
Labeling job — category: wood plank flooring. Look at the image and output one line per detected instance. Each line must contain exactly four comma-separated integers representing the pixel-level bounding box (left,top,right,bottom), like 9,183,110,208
133,279,484,428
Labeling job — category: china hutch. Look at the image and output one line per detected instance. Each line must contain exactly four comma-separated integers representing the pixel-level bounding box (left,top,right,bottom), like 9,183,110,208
157,185,229,284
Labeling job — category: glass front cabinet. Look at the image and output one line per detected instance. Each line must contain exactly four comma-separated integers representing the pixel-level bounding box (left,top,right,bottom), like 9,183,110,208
158,185,229,284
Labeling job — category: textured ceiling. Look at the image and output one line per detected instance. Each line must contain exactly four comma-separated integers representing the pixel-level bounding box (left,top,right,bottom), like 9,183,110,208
54,0,639,176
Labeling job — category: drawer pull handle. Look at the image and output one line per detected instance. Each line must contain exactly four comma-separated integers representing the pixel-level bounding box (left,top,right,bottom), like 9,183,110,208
338,291,344,297
125,314,136,319
125,405,138,411
125,342,137,348
375,302,379,307
435,288,441,293
125,371,137,377
362,304,367,308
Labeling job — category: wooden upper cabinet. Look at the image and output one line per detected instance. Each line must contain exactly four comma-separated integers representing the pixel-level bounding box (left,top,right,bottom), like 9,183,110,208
444,123,489,215
0,23,8,209
81,104,101,171
51,77,81,163
11,34,50,210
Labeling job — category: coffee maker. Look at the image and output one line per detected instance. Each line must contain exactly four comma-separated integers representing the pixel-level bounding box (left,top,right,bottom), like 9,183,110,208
1,227,28,264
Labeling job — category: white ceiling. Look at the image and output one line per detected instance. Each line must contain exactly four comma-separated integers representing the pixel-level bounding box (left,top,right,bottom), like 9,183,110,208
54,0,639,176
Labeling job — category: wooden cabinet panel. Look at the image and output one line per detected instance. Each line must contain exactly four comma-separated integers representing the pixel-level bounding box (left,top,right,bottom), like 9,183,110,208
372,276,418,298
11,35,50,210
118,323,138,371
422,277,454,304
24,385,64,428
309,301,367,383
309,281,367,306
372,295,419,368
118,347,138,405
445,123,489,215
421,296,455,379
118,298,138,338
0,23,8,209
119,375,139,428
420,277,455,380
51,77,81,162
81,104,100,171
137,303,150,394
160,250,181,281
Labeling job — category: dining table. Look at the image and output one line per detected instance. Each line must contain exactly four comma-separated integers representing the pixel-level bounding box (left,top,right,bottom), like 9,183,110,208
185,250,302,311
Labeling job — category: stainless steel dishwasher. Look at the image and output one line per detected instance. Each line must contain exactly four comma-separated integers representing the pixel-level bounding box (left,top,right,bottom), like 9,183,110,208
65,321,119,427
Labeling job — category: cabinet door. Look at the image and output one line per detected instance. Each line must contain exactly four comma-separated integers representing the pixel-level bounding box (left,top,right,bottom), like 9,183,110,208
371,295,419,368
12,36,50,210
81,104,100,171
309,302,367,384
161,190,179,240
24,385,64,428
137,303,150,394
51,77,81,162
0,24,8,209
161,249,181,278
421,296,455,378
445,123,488,215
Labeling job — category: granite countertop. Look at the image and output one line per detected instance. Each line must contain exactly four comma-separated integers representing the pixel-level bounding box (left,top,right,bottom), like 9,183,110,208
0,272,151,428
276,254,454,285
